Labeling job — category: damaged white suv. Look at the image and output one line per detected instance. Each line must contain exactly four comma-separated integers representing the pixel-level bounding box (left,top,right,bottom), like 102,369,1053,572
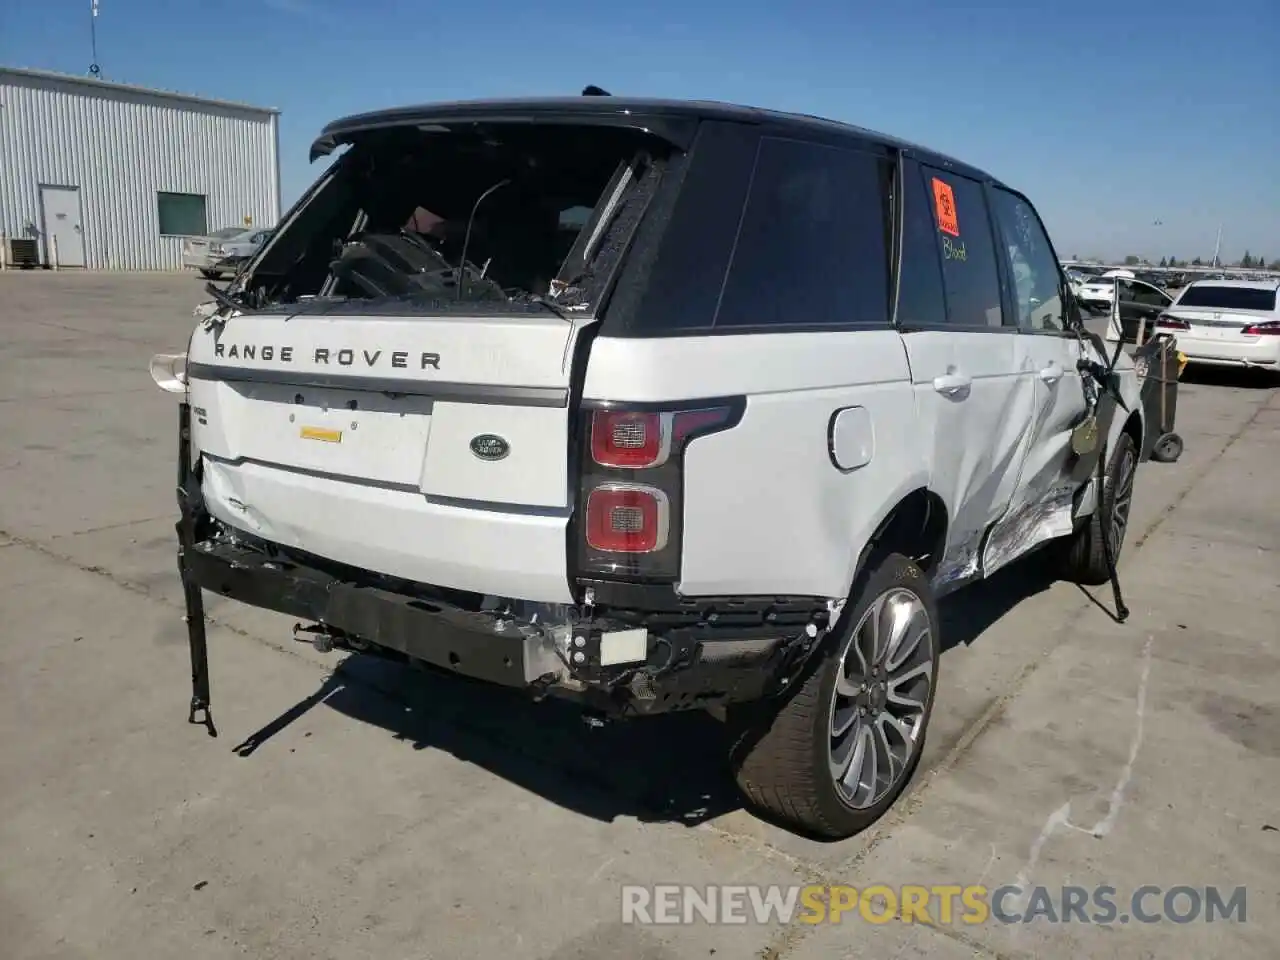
152,94,1144,839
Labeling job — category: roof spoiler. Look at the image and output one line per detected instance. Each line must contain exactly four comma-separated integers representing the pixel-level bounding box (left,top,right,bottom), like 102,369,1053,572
306,88,717,162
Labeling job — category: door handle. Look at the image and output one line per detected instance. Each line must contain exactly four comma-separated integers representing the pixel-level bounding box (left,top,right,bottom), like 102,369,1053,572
932,372,971,397
1038,362,1063,383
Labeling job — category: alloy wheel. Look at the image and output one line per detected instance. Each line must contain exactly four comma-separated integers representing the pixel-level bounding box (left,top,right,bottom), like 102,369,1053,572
828,587,934,809
1109,446,1137,558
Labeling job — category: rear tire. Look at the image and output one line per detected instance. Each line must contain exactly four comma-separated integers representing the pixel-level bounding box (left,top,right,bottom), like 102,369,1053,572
199,268,218,280
729,553,939,839
1058,431,1138,585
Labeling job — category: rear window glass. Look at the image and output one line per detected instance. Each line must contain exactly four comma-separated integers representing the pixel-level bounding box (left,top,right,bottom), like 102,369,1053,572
1176,285,1277,312
242,124,666,314
714,136,892,329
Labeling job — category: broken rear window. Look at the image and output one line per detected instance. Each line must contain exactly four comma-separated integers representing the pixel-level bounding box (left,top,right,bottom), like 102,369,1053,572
243,124,669,315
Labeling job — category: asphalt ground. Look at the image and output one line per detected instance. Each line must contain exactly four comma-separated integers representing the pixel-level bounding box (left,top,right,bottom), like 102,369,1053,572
2,271,1276,960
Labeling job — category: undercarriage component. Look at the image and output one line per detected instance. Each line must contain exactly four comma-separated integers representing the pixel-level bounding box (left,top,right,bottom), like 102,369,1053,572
181,520,830,717
177,401,217,737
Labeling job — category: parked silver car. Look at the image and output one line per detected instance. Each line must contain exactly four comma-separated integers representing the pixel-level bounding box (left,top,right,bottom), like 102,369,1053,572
182,227,251,277
202,228,272,279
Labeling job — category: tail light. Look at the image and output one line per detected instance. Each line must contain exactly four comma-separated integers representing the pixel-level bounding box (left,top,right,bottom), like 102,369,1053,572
585,484,670,553
1242,321,1280,335
591,411,668,468
576,401,743,581
1156,314,1190,330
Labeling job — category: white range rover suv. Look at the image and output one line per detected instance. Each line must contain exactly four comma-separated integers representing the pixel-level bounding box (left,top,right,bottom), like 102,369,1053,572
152,94,1145,839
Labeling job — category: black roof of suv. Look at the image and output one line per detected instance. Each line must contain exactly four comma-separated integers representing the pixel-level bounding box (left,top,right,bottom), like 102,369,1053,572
308,95,1001,187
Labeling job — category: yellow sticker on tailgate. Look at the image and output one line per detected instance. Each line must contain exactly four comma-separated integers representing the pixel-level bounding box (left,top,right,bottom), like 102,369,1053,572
300,426,343,443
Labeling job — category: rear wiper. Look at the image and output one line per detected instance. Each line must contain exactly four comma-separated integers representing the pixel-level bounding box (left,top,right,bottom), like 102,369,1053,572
282,295,354,320
525,294,578,322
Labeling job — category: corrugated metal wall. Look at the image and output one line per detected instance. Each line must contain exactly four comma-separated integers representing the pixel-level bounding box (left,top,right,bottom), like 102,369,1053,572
0,69,278,270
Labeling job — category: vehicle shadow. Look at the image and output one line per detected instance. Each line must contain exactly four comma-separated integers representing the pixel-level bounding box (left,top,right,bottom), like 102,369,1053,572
937,551,1059,653
232,651,745,827
228,557,1063,830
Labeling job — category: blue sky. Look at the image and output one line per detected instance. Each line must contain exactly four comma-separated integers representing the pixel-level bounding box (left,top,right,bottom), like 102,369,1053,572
3,0,1277,263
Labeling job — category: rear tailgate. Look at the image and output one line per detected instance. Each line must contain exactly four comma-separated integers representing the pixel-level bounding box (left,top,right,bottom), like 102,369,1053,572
187,311,593,602
1167,307,1275,339
182,111,678,601
190,311,584,504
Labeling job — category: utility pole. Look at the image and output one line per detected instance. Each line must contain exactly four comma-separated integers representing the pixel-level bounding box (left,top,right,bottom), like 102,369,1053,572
89,1,102,78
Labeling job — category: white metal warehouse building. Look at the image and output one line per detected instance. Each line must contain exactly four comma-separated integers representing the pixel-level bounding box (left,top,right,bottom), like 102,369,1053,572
0,66,279,270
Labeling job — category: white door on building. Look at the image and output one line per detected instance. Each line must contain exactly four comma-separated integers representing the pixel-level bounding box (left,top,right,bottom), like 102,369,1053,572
39,185,86,267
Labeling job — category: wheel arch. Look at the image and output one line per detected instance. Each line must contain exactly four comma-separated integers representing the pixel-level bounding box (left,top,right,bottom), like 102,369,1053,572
1122,407,1144,456
852,487,949,588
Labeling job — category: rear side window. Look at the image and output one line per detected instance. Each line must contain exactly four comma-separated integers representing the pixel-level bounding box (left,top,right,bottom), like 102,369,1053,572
714,137,892,329
1176,285,1277,312
918,165,1005,327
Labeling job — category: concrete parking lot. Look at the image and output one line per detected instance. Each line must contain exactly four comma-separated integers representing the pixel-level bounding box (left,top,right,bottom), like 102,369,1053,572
1,272,1277,960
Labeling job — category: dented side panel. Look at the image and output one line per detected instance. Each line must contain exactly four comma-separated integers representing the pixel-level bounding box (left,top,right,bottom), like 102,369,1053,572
981,330,1089,576
900,329,1039,588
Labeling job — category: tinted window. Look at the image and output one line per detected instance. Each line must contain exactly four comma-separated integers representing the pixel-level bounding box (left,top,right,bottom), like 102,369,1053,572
715,137,891,328
918,166,1004,327
617,121,759,335
989,188,1063,330
1176,285,1277,312
896,164,947,326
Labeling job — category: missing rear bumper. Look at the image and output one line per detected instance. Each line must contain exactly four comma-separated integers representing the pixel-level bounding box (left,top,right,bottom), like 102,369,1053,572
187,538,568,687
185,531,829,716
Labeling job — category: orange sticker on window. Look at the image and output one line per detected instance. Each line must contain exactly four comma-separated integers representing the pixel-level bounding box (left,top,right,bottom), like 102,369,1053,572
931,177,960,237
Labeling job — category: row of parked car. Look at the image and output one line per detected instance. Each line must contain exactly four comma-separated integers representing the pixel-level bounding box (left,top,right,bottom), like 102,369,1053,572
180,226,272,279
1070,267,1280,374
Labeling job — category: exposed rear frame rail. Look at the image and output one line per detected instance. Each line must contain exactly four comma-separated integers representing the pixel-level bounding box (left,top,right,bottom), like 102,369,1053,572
177,401,217,737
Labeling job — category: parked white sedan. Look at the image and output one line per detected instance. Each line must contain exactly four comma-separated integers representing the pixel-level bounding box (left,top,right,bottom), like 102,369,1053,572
1076,270,1136,314
1157,279,1280,374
